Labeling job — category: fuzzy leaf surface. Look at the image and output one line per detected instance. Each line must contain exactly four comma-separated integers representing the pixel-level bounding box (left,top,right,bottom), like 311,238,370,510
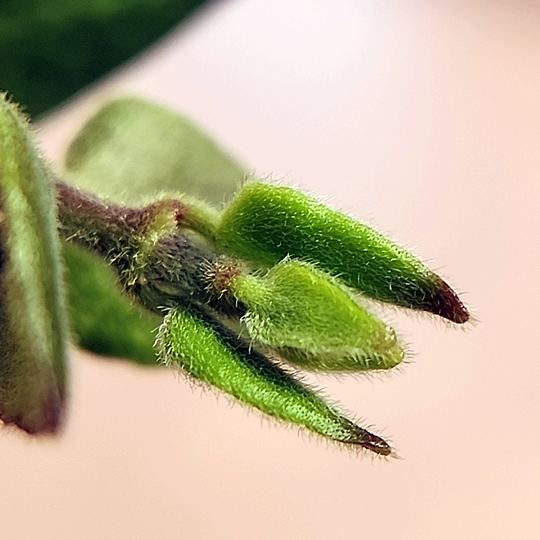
157,304,392,455
0,95,68,433
230,259,403,371
216,182,469,323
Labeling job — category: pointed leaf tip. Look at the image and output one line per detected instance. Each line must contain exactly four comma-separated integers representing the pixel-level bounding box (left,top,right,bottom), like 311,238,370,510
430,277,469,323
216,182,469,323
157,305,392,455
340,419,393,456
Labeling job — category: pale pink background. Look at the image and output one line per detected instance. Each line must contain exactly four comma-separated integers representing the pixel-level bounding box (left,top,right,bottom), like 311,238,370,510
2,1,539,538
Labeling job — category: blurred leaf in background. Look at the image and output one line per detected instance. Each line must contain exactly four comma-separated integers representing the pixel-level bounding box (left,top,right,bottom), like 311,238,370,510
0,0,210,116
65,97,245,206
0,96,68,432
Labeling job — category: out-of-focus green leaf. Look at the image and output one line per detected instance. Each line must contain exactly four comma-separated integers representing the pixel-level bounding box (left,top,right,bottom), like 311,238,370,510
64,243,159,364
0,95,68,433
65,98,246,206
0,0,210,116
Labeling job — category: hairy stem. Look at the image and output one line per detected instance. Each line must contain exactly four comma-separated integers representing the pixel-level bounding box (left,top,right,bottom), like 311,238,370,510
55,179,243,317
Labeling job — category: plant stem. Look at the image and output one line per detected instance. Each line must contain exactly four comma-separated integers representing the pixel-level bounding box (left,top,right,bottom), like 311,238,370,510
54,179,244,317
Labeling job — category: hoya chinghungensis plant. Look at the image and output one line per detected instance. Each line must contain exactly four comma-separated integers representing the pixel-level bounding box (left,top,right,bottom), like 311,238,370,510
0,94,469,456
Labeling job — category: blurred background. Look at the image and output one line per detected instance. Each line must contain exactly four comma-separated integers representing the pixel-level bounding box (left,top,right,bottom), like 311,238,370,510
1,0,539,538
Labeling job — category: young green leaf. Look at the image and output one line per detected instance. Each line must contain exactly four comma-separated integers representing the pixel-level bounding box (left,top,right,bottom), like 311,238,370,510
157,304,392,456
216,182,469,323
0,95,68,433
220,258,403,371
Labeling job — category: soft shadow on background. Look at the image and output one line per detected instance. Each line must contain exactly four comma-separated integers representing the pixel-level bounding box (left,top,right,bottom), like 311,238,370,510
1,1,539,539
